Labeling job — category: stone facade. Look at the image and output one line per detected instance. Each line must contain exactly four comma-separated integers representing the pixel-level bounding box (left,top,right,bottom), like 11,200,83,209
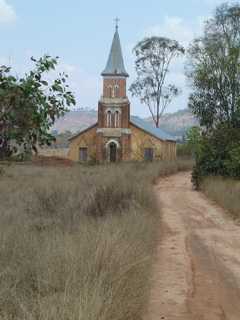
130,124,176,161
68,123,176,163
68,124,97,162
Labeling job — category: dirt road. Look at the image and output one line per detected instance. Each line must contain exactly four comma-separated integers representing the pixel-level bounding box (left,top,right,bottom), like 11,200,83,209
147,172,240,320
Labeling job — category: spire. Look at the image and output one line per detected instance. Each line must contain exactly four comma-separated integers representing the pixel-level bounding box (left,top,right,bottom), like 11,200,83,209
101,22,129,77
115,17,120,31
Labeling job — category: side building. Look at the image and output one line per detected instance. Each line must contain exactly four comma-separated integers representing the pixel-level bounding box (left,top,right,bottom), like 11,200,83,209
68,26,176,163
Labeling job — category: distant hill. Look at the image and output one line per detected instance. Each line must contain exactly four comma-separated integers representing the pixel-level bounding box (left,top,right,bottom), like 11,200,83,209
52,108,198,140
52,108,97,134
145,109,198,140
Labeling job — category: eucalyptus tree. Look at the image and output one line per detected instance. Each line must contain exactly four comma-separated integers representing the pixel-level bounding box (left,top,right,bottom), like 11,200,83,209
186,2,240,131
0,56,76,159
130,37,185,127
186,2,240,182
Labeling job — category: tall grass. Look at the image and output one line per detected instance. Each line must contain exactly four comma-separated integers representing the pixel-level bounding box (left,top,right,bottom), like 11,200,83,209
0,160,192,320
201,176,240,220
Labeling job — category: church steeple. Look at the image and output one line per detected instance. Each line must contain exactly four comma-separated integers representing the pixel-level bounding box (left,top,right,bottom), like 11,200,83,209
101,23,129,77
101,23,129,100
96,22,131,163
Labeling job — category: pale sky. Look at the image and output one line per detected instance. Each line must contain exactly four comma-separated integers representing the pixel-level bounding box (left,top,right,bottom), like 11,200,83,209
0,0,232,116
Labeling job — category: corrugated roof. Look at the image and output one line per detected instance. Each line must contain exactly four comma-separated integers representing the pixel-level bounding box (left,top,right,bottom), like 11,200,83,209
101,28,129,77
130,116,176,142
69,117,176,142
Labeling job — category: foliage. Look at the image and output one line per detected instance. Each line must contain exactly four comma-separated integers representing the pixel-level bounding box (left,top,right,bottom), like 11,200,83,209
130,37,185,127
225,144,240,177
0,56,76,160
186,2,240,131
177,126,201,162
186,126,202,158
191,125,240,188
186,3,240,187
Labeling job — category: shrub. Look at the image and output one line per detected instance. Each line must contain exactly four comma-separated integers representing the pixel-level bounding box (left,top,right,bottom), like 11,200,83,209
224,144,240,177
191,125,240,188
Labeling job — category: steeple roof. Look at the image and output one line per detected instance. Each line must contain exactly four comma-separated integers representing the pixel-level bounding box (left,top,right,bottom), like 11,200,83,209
102,27,129,77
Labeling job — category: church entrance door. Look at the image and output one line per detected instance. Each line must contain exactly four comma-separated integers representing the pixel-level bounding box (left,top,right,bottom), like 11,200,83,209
109,142,117,162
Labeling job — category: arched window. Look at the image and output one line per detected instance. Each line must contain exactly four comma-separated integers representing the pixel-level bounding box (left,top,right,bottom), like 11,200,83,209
108,86,113,98
114,111,120,128
107,110,112,127
114,85,119,98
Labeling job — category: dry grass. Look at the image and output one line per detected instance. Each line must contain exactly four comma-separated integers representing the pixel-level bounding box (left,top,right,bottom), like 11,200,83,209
0,160,192,320
38,147,69,158
201,176,240,221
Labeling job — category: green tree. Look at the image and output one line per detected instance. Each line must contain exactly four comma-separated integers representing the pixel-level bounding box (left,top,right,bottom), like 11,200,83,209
186,3,240,186
0,56,76,159
186,126,202,159
186,2,240,131
130,37,184,127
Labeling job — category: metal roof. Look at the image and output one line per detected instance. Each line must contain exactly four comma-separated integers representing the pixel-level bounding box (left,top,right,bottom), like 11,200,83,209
68,117,176,142
130,116,176,142
101,27,129,77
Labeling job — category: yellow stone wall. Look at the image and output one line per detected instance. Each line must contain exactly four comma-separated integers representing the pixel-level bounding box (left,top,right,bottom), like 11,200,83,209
130,124,176,161
68,123,176,162
68,125,97,162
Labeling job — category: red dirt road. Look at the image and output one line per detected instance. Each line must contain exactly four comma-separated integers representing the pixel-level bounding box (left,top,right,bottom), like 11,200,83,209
147,172,240,320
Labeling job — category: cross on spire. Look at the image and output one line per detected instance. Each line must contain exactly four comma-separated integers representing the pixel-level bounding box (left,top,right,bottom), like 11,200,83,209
114,17,120,30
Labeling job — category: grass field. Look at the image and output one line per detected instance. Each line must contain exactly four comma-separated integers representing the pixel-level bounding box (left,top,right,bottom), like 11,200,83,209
201,176,240,221
0,160,192,320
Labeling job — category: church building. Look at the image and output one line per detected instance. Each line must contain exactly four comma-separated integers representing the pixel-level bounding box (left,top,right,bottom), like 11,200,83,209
68,25,176,163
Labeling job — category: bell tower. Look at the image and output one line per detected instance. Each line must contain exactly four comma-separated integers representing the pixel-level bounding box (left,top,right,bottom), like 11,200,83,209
96,21,131,162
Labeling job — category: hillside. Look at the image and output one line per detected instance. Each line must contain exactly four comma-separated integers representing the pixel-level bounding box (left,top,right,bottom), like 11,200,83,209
52,108,198,140
145,109,198,140
52,108,98,134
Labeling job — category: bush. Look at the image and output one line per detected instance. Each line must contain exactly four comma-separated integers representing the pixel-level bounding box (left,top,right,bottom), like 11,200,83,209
191,125,240,188
224,144,240,177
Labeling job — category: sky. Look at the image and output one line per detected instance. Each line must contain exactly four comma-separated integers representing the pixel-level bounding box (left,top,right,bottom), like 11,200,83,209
0,0,233,117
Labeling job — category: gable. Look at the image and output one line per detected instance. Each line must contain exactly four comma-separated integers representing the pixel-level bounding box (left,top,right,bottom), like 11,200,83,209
68,123,98,162
69,123,98,142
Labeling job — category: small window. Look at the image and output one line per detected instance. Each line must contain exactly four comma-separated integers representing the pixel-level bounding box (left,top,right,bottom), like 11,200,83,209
114,85,119,98
108,86,113,98
114,111,120,128
107,111,112,127
144,148,154,161
79,147,88,162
